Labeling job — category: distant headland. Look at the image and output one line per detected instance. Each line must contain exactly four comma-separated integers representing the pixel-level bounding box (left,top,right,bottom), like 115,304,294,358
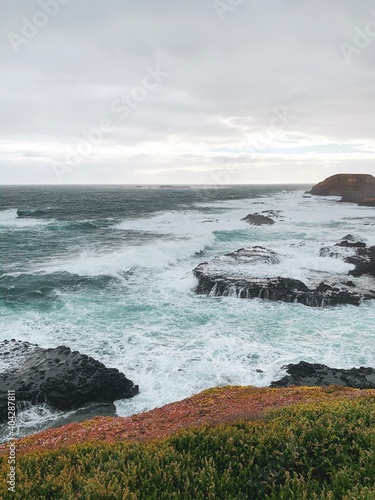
309,173,375,206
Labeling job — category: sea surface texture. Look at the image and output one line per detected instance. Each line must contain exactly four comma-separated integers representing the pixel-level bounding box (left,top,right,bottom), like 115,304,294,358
1,185,374,438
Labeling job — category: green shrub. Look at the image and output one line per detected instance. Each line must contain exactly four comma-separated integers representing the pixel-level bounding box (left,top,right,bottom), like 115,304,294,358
1,397,374,499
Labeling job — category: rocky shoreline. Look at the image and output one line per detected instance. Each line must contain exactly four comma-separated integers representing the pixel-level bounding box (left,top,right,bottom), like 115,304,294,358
2,339,375,433
270,361,375,389
2,175,374,437
0,340,138,423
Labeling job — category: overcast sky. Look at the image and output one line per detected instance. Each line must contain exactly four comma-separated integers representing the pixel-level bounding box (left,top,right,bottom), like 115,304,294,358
1,0,375,184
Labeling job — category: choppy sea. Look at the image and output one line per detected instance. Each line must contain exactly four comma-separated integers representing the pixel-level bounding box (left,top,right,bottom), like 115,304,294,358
1,184,374,439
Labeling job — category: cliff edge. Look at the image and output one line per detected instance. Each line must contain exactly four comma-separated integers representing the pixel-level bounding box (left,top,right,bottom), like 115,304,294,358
309,173,375,206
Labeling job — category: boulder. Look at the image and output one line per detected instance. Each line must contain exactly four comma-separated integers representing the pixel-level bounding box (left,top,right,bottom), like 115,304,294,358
308,173,375,206
241,213,275,225
270,361,375,389
0,340,139,422
335,234,367,248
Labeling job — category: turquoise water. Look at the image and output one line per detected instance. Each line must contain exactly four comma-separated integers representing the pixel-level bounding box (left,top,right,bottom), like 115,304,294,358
1,184,375,437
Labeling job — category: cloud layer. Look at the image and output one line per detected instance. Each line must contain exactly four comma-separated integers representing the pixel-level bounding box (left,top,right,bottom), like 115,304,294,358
1,0,375,184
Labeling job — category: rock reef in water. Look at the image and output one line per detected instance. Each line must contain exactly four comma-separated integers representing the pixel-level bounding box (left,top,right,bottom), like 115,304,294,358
193,243,375,307
347,246,375,277
308,173,375,206
270,361,375,389
0,340,139,422
319,235,375,278
241,213,275,225
17,208,48,218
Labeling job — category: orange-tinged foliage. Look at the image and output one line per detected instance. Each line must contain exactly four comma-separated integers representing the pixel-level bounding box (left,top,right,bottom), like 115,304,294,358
1,385,374,457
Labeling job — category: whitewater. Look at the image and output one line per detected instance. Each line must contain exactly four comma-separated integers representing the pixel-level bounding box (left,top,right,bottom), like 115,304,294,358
1,184,374,438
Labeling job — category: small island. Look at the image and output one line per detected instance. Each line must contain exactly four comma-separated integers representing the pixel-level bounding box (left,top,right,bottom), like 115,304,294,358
309,173,375,206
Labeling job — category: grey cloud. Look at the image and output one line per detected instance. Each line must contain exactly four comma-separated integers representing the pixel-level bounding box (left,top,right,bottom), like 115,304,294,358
1,0,375,183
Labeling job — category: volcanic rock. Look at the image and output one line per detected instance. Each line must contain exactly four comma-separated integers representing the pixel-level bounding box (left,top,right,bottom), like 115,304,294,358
241,213,275,225
335,234,367,248
309,173,375,206
0,340,139,422
270,361,375,389
346,246,375,277
318,236,375,278
193,246,375,307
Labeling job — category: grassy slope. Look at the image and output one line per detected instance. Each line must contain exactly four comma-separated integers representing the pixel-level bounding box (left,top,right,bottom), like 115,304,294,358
2,385,373,456
1,386,374,498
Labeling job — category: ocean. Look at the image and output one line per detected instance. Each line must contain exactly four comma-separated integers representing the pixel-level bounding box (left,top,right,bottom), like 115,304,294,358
1,184,375,439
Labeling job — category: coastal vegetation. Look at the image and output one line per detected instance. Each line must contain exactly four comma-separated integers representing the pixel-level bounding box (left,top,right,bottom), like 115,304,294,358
1,386,374,499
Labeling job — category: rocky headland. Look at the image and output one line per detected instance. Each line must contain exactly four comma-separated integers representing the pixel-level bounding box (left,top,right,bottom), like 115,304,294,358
308,173,375,206
0,340,139,422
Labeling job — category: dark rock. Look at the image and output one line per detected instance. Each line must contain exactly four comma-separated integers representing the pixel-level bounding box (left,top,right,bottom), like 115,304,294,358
17,208,50,218
0,340,139,422
319,236,374,279
319,246,343,258
270,361,375,389
335,234,367,248
341,234,367,243
241,213,275,225
260,210,284,219
193,246,374,307
346,246,375,277
336,240,366,248
309,173,375,206
342,281,356,287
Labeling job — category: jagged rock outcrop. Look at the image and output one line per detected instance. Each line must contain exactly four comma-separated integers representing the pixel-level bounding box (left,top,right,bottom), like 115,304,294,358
309,173,375,206
318,235,375,278
0,340,139,421
270,361,375,389
241,213,275,225
193,244,375,307
346,246,375,277
335,234,367,248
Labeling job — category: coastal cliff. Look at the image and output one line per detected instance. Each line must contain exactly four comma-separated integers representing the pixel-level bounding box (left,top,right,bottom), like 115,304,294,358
309,173,375,206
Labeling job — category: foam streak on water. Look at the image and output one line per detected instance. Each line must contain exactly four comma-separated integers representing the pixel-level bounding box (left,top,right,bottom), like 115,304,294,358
0,185,374,438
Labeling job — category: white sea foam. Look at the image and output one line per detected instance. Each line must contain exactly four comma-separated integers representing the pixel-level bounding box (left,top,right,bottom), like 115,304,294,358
27,233,216,277
1,189,375,439
0,209,50,228
114,210,228,236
